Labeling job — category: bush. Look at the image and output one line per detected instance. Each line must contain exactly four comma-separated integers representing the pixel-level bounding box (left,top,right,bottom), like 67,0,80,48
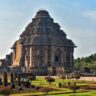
28,75,36,80
72,71,80,80
21,80,31,88
18,87,23,91
35,86,40,90
31,85,35,88
0,78,3,85
11,83,15,88
60,74,66,81
26,81,31,88
0,88,12,95
69,82,79,90
45,77,55,85
58,83,62,87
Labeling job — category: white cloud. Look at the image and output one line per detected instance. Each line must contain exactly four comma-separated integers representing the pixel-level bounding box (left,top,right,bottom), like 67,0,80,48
82,10,96,21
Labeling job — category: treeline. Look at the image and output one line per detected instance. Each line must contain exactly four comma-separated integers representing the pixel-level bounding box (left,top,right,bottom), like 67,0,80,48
74,53,96,71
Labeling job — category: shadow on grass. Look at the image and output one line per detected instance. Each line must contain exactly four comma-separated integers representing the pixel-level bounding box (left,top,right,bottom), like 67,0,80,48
70,95,91,96
23,91,92,96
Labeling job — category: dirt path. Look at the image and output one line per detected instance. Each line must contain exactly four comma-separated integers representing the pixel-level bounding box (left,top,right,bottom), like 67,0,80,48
80,77,96,81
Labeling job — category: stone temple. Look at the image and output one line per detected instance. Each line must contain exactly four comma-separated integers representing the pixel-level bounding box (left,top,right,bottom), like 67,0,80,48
0,10,76,75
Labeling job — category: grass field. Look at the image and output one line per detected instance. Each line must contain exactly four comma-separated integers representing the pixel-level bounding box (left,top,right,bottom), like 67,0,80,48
10,90,96,96
0,76,96,96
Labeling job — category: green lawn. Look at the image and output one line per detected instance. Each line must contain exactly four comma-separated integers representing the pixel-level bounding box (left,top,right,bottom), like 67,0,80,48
1,76,96,96
9,90,96,96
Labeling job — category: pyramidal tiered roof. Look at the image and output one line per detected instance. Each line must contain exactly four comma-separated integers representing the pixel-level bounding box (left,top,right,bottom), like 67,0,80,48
20,10,75,47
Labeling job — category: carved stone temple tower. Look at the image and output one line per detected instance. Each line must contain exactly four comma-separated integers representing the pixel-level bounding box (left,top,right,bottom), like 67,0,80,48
12,10,76,75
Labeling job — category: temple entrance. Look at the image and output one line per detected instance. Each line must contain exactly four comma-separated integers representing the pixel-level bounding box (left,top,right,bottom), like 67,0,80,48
54,48,61,65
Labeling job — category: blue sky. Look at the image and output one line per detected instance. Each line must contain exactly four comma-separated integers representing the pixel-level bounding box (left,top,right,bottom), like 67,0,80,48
0,0,96,59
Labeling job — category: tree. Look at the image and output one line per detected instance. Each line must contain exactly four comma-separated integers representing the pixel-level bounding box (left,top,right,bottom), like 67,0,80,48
74,53,96,70
88,63,96,75
45,77,55,85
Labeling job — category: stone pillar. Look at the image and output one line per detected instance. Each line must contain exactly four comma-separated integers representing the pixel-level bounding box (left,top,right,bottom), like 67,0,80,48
47,44,51,67
10,73,16,88
3,72,8,86
17,75,21,86
29,47,32,67
10,73,14,84
20,45,25,67
0,78,3,85
64,48,66,65
51,46,55,67
61,47,65,66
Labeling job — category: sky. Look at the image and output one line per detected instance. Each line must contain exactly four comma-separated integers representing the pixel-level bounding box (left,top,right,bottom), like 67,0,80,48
0,0,96,59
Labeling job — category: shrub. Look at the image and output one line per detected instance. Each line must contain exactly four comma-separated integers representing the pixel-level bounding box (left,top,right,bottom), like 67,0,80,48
73,71,80,80
58,82,62,88
0,88,12,95
0,78,3,85
11,83,15,88
31,85,35,88
69,82,79,93
18,87,23,91
45,77,55,85
28,75,36,80
60,74,66,82
21,80,31,88
35,86,40,90
26,81,31,88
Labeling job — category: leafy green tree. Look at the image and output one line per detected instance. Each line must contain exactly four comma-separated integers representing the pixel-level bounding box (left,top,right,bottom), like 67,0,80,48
74,53,96,72
88,63,96,75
